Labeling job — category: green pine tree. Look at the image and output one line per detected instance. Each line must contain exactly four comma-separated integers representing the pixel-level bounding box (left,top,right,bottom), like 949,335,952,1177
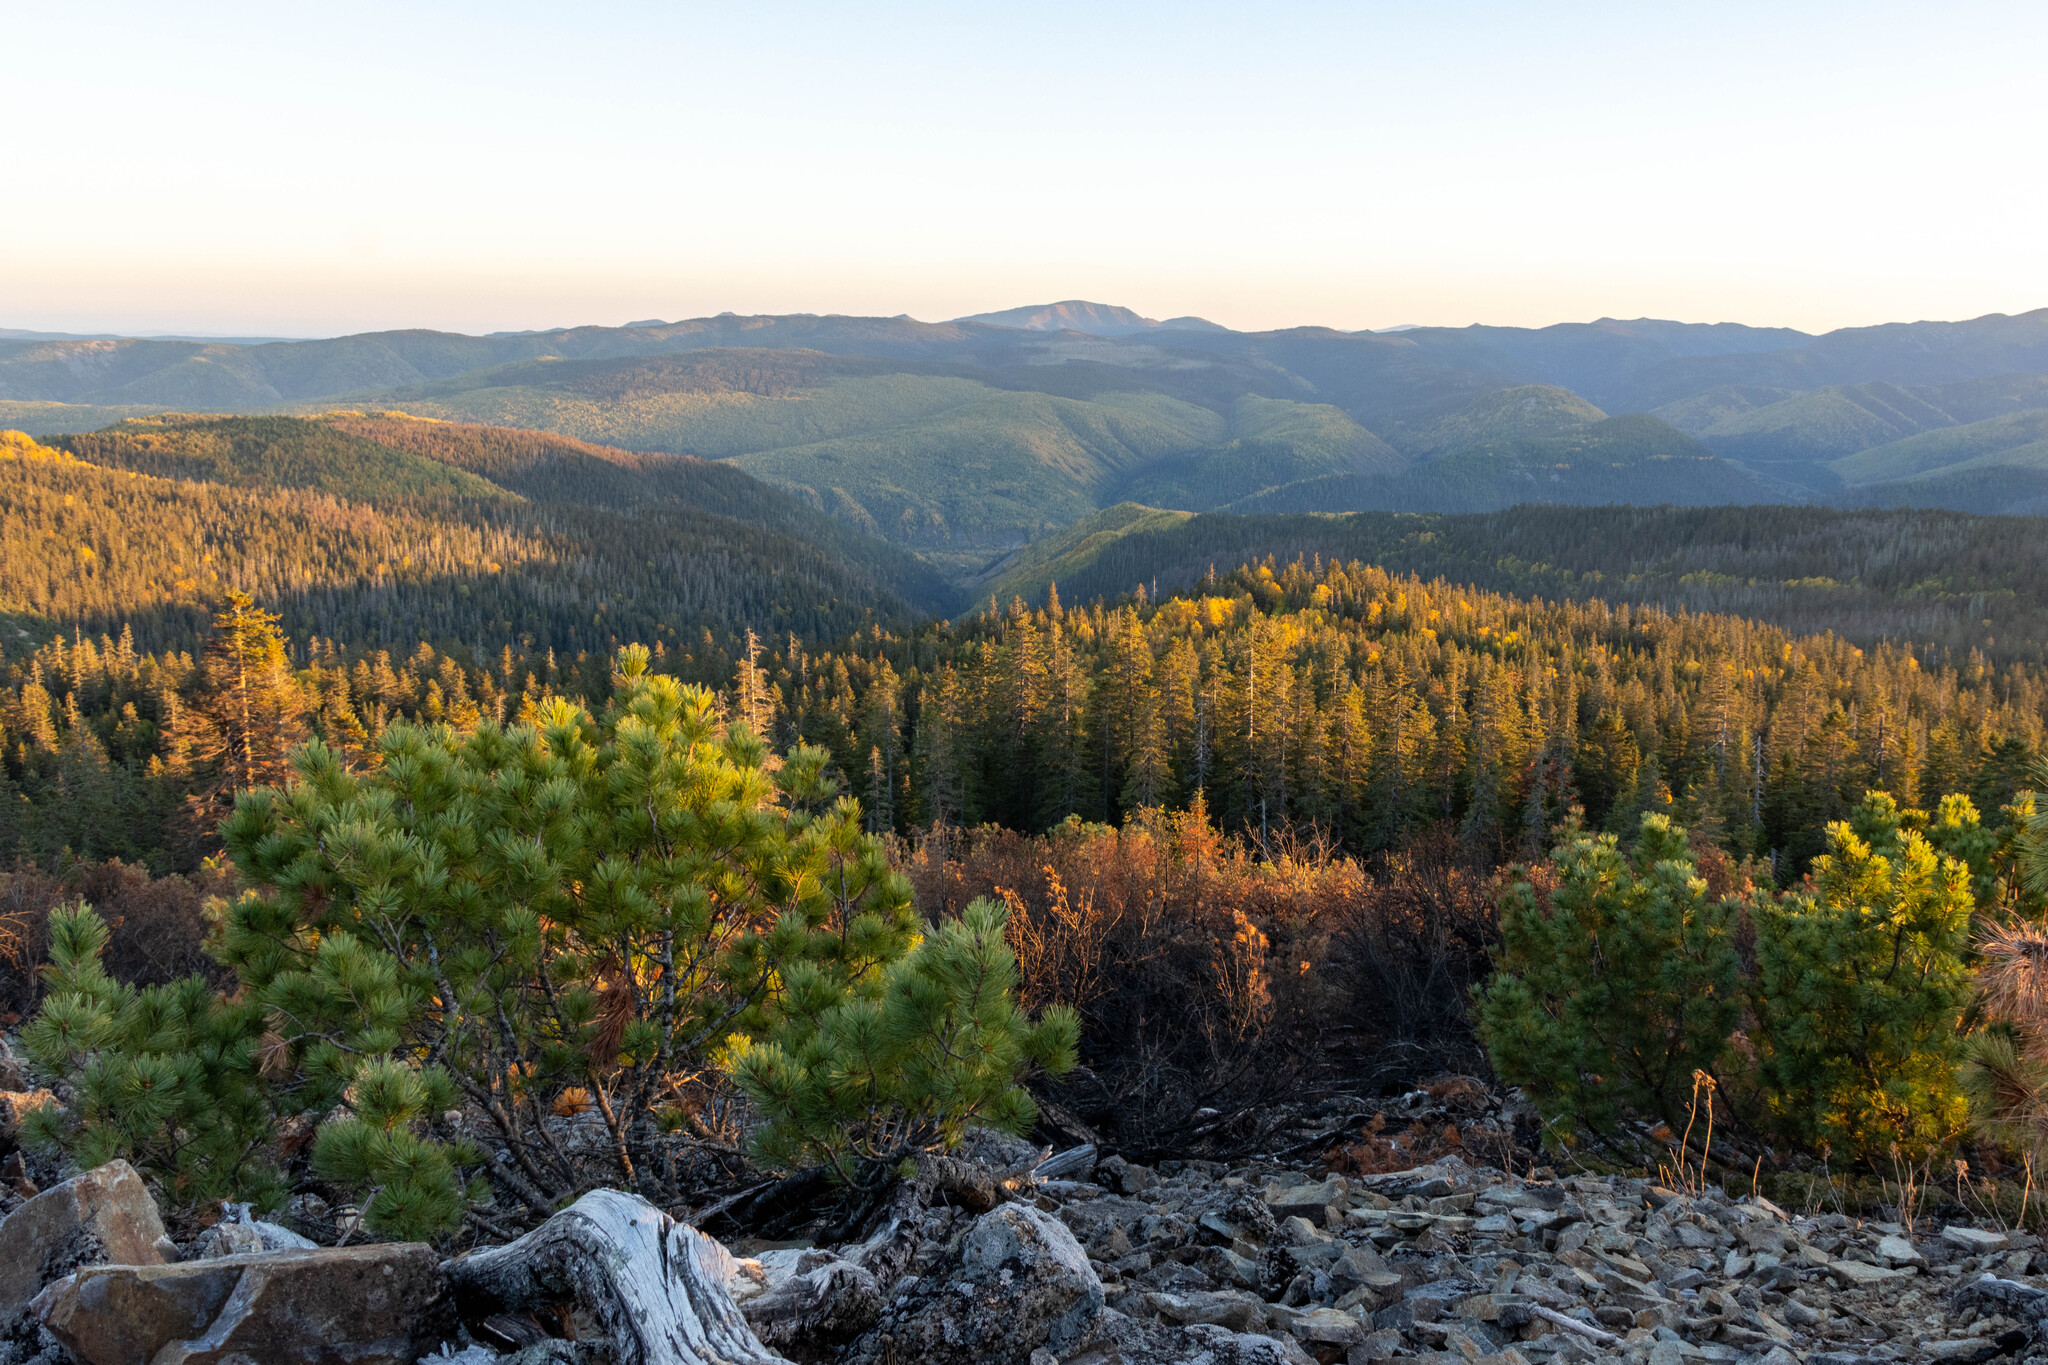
1751,792,1975,1163
22,904,284,1212
729,898,1078,1183
1474,813,1744,1143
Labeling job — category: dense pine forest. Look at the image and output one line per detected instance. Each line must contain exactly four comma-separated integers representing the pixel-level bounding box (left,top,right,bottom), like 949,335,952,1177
8,554,2043,883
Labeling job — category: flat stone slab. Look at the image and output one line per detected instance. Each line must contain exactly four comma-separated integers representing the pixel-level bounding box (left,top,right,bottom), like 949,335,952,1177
1878,1234,1928,1268
1943,1225,2012,1254
1828,1258,1910,1288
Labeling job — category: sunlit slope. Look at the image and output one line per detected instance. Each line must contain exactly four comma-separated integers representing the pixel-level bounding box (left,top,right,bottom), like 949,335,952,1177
53,415,511,501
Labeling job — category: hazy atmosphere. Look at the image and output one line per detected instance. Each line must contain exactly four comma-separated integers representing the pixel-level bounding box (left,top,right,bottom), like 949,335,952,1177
7,0,2046,336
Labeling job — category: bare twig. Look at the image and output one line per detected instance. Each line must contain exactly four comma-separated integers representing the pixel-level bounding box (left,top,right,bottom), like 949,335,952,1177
1529,1305,1622,1348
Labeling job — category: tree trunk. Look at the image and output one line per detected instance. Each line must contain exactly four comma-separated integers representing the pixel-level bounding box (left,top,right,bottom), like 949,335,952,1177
448,1189,786,1365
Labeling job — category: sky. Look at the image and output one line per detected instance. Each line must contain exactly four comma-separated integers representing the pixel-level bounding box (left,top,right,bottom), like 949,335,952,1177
4,0,2045,339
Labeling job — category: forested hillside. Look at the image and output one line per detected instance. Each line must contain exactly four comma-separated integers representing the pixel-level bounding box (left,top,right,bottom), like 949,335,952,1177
54,414,513,500
1,418,953,656
972,502,2048,665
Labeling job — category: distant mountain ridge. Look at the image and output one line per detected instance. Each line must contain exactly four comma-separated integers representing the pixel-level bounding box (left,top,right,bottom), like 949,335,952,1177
4,303,2046,561
953,300,1228,335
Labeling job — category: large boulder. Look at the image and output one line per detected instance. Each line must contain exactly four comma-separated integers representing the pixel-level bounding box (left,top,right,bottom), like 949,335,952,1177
0,1159,167,1316
33,1242,455,1365
853,1201,1105,1365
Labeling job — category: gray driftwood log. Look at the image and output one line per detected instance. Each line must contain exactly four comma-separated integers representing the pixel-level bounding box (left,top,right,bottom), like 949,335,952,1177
449,1189,787,1365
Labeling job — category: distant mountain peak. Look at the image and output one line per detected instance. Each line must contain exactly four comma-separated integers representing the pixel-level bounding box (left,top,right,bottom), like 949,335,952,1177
954,301,1227,336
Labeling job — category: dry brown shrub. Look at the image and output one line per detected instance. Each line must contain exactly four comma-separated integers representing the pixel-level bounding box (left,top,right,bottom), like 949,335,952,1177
1981,918,2048,1026
0,858,232,1012
902,806,1498,1160
1329,1110,1522,1177
1319,826,1497,1084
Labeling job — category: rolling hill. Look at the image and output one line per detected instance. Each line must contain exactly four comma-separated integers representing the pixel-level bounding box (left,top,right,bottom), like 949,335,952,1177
1380,384,1607,456
968,500,2048,664
1662,373,2048,464
1111,395,1403,511
53,415,511,501
1825,408,2048,516
6,303,2048,551
1832,408,2048,486
1,413,959,654
1223,406,1798,515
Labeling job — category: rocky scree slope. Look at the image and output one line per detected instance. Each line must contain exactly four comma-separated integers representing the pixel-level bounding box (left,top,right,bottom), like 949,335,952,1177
1,1079,2046,1365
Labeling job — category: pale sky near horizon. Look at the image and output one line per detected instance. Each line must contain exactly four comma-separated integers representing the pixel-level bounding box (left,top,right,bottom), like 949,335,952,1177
5,0,2044,339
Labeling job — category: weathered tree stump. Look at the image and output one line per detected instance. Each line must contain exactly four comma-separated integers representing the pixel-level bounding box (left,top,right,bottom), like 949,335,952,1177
449,1189,787,1365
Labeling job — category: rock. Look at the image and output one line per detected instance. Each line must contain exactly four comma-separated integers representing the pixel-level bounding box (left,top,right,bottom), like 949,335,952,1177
1942,1225,2011,1254
727,1099,2020,1365
962,1203,1104,1348
0,1159,167,1316
1347,1326,1405,1362
1923,1341,2001,1363
194,1202,321,1259
1095,1155,1158,1197
744,1251,883,1353
860,1201,1104,1365
1828,1258,1908,1287
0,1039,30,1093
33,1242,454,1365
258,1221,318,1250
1204,1245,1262,1289
1146,1288,1267,1332
1184,1322,1315,1364
1327,1244,1388,1295
1279,1214,1329,1246
957,1126,1048,1177
1877,1233,1928,1269
1292,1306,1369,1347
1268,1178,1347,1217
190,1220,266,1259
